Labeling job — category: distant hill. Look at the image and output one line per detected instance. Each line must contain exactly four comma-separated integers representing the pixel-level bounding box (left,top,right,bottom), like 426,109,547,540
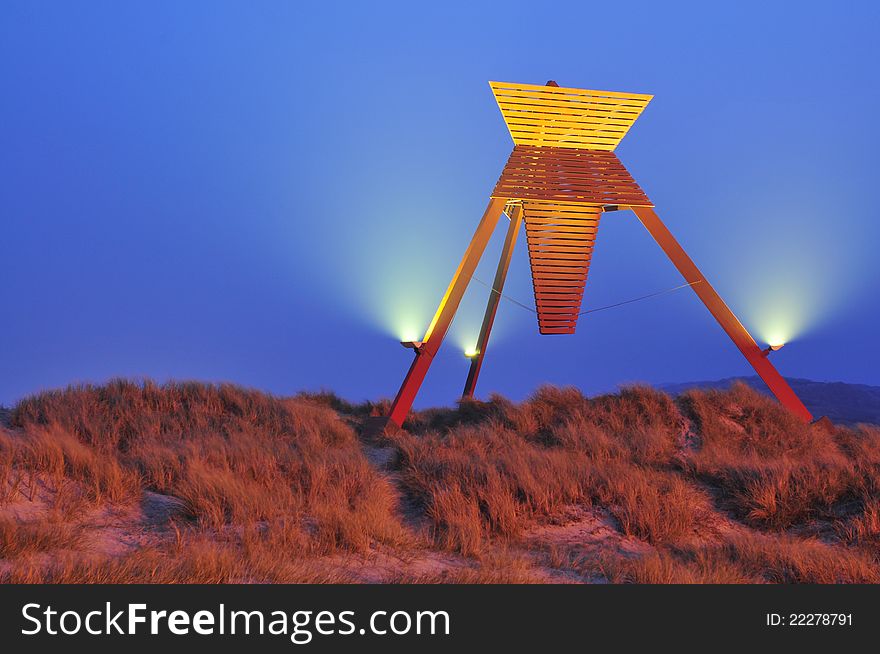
659,377,880,426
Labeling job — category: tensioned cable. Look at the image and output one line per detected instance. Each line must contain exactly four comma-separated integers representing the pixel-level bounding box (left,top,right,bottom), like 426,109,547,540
470,276,701,316
470,276,538,313
579,280,701,315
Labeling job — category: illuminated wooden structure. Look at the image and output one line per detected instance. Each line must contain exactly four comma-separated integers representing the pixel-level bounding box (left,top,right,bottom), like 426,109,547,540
377,80,813,429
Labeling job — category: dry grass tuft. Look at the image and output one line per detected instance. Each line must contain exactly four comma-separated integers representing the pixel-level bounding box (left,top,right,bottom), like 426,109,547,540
391,385,700,553
677,384,869,529
3,380,407,564
6,533,356,584
0,513,83,559
594,532,880,584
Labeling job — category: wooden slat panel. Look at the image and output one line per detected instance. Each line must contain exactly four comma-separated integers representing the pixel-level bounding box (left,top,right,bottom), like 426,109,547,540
522,201,603,335
493,145,652,207
490,81,652,151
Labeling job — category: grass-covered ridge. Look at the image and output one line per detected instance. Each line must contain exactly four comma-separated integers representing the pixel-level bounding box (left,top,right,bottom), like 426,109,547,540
1,380,879,583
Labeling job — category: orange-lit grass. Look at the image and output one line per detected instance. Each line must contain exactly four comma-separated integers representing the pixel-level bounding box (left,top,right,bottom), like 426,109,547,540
679,384,864,529
4,380,407,558
3,379,880,583
392,386,699,553
595,533,880,584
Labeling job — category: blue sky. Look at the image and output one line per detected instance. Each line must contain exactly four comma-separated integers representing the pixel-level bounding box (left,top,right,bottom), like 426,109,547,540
2,1,878,407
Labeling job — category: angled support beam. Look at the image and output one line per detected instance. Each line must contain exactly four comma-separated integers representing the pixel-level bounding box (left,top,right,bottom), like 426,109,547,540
631,206,813,422
462,203,523,399
385,198,507,428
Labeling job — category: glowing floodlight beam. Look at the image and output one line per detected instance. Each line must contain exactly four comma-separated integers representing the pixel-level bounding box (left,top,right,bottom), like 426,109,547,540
464,347,480,359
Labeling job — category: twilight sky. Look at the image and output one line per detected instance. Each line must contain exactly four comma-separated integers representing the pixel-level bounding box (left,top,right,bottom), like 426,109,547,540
2,1,879,408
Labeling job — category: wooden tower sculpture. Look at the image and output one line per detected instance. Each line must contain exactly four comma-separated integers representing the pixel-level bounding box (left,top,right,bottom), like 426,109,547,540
373,80,813,431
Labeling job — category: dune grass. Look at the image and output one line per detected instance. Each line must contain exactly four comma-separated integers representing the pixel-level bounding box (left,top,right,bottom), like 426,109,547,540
2,379,879,583
1,380,407,581
391,386,701,553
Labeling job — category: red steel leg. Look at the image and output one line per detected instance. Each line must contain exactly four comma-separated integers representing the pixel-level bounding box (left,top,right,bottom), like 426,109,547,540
386,198,507,427
631,206,812,422
462,203,523,399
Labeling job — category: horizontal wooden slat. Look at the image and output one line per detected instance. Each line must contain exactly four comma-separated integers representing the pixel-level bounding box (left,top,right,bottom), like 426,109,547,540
531,271,589,280
527,233,596,239
523,218,600,226
531,273,589,282
496,99,646,119
507,128,621,144
530,249,595,257
496,94,648,112
491,80,651,99
524,223,600,230
536,304,583,311
512,138,614,152
529,245,594,254
504,116,633,132
530,263,590,272
534,292,584,300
